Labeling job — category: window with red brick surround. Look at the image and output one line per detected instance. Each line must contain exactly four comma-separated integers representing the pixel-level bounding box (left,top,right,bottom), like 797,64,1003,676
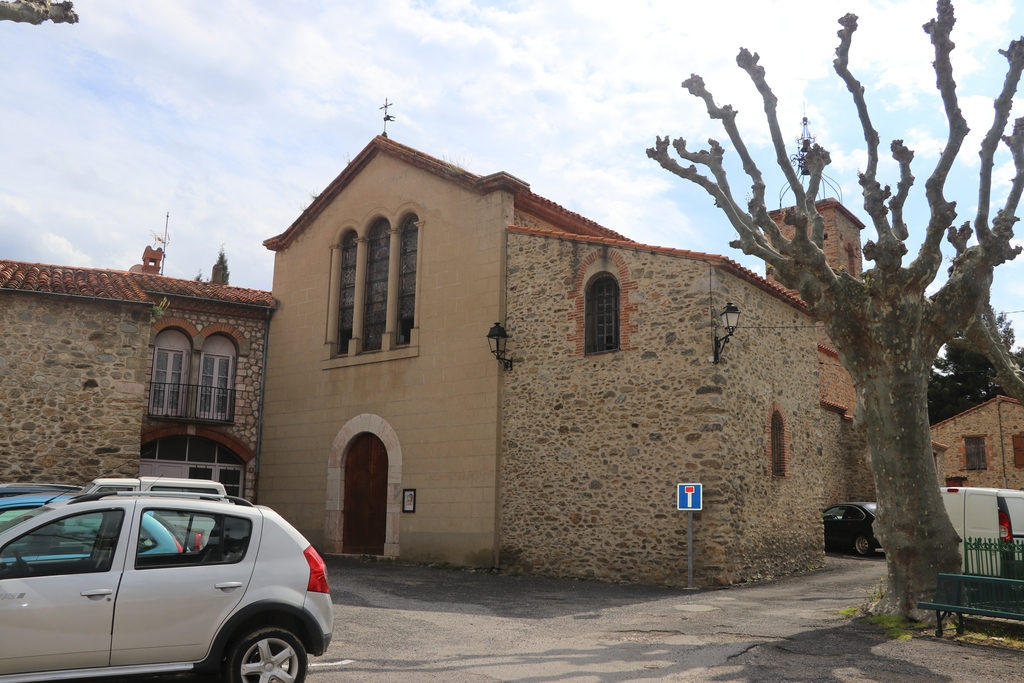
765,402,791,477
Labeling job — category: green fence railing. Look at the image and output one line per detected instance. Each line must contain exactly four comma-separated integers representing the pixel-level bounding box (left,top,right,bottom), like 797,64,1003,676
964,538,1024,579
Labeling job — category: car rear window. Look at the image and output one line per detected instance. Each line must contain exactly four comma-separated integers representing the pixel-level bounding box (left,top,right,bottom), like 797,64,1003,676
135,508,252,569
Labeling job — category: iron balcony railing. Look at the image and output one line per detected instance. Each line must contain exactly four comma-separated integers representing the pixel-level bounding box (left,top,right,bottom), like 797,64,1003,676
147,382,237,423
964,537,1024,580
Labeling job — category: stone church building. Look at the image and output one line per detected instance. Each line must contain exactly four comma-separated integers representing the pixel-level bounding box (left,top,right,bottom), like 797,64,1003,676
258,136,872,586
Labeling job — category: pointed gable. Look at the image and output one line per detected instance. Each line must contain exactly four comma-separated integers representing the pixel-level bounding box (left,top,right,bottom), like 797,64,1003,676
263,136,632,252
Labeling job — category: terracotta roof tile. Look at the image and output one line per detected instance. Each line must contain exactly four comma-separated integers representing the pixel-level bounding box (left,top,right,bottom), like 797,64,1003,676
0,260,148,302
506,225,809,314
129,273,274,308
0,260,274,308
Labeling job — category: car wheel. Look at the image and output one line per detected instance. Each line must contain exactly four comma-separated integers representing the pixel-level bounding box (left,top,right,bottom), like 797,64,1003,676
225,626,307,683
854,535,872,556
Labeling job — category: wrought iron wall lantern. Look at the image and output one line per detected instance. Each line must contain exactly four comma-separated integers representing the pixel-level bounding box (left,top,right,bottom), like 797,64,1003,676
713,302,741,364
487,322,514,371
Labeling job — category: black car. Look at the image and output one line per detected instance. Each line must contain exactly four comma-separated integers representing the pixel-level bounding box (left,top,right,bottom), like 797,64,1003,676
823,502,880,555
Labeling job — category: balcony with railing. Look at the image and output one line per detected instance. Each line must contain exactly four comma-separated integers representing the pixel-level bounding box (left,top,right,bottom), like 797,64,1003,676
147,382,237,423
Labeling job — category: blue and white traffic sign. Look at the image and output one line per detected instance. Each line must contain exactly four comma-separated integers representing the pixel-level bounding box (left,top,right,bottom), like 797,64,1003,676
677,483,702,511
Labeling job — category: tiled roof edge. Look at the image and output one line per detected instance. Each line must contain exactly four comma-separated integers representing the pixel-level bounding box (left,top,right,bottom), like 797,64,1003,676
265,136,532,252
929,394,1021,430
506,225,809,314
514,192,633,242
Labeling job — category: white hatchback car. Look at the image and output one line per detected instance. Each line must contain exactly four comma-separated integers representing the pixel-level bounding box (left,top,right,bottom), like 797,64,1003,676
0,492,333,683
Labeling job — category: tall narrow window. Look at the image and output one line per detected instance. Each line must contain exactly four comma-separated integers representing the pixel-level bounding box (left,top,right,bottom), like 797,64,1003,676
965,436,987,470
338,232,357,354
198,335,235,421
585,276,619,354
397,216,418,345
150,329,191,417
771,411,786,477
363,220,390,351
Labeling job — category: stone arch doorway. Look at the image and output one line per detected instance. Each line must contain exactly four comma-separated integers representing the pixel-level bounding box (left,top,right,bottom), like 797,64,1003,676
325,414,403,556
342,433,388,555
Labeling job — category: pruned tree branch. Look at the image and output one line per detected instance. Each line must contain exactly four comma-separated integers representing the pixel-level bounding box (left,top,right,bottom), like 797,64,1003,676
0,0,77,24
889,140,914,241
976,39,1024,240
912,0,969,287
962,305,1024,401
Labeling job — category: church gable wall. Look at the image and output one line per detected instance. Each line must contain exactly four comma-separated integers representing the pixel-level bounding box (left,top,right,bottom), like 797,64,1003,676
500,231,844,586
260,153,509,562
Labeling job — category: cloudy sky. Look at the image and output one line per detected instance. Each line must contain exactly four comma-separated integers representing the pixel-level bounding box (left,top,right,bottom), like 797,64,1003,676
4,0,1024,333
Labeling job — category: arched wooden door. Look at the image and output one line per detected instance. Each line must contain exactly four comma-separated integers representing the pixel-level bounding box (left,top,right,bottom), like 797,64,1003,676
342,433,388,555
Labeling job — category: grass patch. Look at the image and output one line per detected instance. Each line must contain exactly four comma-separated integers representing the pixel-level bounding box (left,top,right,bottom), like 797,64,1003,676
836,607,858,617
945,618,1024,650
863,615,929,640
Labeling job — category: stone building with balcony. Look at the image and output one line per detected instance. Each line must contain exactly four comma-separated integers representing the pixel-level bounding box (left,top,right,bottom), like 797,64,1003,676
0,253,275,499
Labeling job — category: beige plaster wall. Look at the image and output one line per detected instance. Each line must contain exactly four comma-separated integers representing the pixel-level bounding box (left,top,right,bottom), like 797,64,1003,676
499,233,854,586
260,154,509,564
0,293,151,483
932,398,1024,489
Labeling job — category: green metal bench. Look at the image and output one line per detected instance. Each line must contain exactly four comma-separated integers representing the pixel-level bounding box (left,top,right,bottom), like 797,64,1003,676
918,573,1024,637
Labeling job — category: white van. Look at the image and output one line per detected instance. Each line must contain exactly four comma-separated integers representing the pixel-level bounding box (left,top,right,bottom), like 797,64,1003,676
81,476,227,497
940,486,1024,571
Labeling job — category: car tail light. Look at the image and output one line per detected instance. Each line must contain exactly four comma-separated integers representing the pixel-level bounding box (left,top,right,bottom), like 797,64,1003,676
999,511,1012,542
946,488,959,493
304,545,330,593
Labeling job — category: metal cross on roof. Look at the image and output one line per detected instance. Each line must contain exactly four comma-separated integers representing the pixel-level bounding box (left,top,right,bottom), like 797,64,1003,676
380,98,396,138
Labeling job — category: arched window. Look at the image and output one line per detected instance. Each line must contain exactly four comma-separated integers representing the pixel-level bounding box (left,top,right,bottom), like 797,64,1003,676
771,411,787,477
150,329,191,417
338,232,357,354
198,335,236,421
585,275,619,354
363,220,390,352
397,215,418,345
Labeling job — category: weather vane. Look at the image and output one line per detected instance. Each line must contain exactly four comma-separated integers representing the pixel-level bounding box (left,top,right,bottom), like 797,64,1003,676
380,98,395,138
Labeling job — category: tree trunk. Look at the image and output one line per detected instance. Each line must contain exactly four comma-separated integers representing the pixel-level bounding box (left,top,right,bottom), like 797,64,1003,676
855,354,962,617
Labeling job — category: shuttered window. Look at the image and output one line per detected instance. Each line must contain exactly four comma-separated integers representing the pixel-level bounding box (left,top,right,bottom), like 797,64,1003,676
965,437,987,470
1013,434,1024,469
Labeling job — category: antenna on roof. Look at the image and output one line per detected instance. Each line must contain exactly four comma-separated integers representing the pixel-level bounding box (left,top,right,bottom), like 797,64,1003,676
380,98,395,138
161,212,169,275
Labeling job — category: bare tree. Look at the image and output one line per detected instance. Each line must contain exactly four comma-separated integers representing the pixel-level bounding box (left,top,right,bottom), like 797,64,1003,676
0,0,77,24
649,0,1024,616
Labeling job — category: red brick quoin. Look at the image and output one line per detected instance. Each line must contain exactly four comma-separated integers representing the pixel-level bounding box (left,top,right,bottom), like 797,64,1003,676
567,248,638,356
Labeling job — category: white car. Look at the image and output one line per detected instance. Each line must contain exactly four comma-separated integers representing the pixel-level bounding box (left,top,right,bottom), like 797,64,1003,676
81,476,227,497
0,491,333,683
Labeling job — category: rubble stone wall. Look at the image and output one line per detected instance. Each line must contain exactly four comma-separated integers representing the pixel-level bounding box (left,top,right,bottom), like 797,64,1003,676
500,232,861,587
0,292,151,484
931,398,1024,489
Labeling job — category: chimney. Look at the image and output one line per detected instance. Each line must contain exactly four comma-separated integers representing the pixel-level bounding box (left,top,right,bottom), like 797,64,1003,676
210,262,225,285
140,246,163,274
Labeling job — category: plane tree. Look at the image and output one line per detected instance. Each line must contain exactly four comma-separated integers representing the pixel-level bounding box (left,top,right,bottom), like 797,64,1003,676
648,0,1024,616
0,0,77,24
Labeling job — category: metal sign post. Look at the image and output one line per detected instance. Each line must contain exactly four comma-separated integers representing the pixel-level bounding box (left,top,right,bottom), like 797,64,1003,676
677,483,703,589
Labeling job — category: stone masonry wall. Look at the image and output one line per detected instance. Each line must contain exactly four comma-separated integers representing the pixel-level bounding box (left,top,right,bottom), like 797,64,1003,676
931,398,1024,489
500,232,854,587
141,300,269,499
0,292,151,484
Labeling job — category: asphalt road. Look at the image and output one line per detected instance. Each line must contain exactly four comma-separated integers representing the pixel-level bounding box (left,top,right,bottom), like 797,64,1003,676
309,553,1023,683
